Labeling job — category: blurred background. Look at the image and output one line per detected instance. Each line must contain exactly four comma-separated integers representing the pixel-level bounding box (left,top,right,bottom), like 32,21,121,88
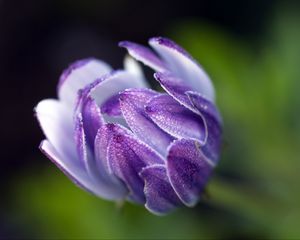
1,0,300,239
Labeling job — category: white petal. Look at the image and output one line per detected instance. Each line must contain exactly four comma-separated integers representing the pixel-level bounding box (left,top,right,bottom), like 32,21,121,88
40,140,127,200
35,99,77,165
124,55,148,87
149,37,215,102
90,70,147,106
58,59,112,106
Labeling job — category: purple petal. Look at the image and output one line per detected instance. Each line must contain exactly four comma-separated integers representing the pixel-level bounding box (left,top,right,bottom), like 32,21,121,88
149,37,215,101
107,131,164,204
154,72,198,113
100,94,122,117
89,70,148,108
75,85,105,150
58,58,112,106
75,70,148,126
145,94,206,143
153,73,222,162
119,88,174,157
81,96,104,148
40,140,126,200
186,91,222,125
140,164,182,215
167,139,215,207
74,116,128,198
186,91,222,162
119,41,166,72
74,113,90,169
94,123,131,175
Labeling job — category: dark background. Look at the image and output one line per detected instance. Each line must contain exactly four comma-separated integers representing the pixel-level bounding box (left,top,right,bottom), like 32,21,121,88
1,0,300,239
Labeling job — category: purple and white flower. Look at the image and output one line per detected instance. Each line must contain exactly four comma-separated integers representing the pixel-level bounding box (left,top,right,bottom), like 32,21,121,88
35,37,222,215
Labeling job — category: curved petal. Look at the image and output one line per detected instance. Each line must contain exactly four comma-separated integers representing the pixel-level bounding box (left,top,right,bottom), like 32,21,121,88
186,91,222,123
140,164,182,215
58,58,112,106
154,72,200,113
167,139,215,207
74,114,90,169
74,112,102,180
124,55,149,87
154,72,210,141
74,116,128,199
145,94,206,143
75,70,147,126
80,96,104,148
89,70,147,107
154,73,222,156
119,41,166,72
99,58,151,117
119,88,174,157
107,130,164,204
186,91,222,163
35,99,78,165
149,37,215,101
100,93,122,117
94,123,131,177
40,140,126,200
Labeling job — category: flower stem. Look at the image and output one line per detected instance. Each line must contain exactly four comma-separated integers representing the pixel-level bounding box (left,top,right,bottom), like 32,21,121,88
206,176,281,224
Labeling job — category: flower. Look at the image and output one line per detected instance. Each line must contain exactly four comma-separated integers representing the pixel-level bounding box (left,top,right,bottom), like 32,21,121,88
35,37,222,215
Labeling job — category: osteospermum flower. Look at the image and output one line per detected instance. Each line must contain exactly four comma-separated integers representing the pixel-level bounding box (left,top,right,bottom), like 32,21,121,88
35,37,222,215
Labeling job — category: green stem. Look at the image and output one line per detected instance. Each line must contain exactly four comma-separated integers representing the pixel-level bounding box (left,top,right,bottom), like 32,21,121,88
207,177,281,224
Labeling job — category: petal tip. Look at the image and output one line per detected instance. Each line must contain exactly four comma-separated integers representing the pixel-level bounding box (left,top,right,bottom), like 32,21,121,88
144,105,153,114
149,37,183,53
166,139,214,206
118,41,130,48
149,36,165,44
38,139,47,152
118,90,129,102
153,71,163,81
58,58,95,90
